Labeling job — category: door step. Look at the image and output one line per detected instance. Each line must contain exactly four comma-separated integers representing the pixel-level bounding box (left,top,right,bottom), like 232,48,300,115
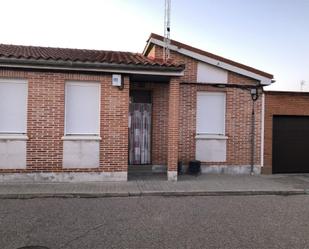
128,165,153,173
128,165,167,174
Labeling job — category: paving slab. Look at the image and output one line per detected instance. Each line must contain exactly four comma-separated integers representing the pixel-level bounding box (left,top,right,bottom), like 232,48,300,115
0,174,308,199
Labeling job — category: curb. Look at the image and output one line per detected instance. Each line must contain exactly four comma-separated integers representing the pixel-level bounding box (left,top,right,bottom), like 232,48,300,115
0,190,307,199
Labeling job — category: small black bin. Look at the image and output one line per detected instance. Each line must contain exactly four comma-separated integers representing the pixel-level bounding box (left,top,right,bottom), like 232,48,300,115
177,161,183,175
188,160,201,175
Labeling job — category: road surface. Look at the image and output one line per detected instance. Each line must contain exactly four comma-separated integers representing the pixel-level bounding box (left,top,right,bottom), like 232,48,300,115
1,195,308,249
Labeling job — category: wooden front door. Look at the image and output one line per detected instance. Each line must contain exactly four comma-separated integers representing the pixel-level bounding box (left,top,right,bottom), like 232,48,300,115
129,102,152,164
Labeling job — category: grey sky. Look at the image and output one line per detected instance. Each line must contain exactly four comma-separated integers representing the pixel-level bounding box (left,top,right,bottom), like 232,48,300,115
1,0,308,91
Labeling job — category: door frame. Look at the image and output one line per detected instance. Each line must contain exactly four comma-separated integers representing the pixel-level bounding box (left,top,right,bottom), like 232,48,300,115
129,89,153,165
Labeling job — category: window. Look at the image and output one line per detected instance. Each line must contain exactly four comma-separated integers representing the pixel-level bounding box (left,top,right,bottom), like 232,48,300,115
196,92,226,135
0,78,28,134
65,81,100,135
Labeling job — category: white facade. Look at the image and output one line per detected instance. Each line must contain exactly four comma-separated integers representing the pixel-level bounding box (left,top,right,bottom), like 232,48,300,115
195,135,227,162
62,139,100,168
0,139,27,169
197,62,228,84
0,172,127,182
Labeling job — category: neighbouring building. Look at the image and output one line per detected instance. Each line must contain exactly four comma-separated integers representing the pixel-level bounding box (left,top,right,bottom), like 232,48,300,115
0,33,274,182
264,91,309,174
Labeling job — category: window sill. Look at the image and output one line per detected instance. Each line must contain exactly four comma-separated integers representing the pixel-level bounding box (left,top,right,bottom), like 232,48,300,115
195,134,228,140
0,134,29,140
61,135,102,141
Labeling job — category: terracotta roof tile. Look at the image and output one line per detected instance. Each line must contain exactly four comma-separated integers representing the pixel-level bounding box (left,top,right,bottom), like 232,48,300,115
0,43,183,69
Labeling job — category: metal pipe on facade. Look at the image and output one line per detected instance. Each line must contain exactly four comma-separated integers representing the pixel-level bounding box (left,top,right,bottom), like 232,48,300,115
251,100,256,175
250,87,259,175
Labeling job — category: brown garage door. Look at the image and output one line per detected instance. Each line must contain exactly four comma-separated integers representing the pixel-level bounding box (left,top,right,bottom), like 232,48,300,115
273,116,309,173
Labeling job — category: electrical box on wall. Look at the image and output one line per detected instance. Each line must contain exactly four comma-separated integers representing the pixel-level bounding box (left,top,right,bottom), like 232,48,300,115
112,74,122,86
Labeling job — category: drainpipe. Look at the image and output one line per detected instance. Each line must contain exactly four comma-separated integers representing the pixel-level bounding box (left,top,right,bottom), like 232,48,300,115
260,93,265,169
250,88,259,175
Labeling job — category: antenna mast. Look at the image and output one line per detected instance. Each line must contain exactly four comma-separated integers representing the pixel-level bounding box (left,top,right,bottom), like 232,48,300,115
163,0,171,61
300,80,305,91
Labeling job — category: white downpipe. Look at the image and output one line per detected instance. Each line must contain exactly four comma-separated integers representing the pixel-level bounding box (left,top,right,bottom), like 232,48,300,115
260,93,265,167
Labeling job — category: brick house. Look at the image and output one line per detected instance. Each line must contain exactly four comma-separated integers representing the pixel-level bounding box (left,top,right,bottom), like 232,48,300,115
0,33,274,182
263,91,309,174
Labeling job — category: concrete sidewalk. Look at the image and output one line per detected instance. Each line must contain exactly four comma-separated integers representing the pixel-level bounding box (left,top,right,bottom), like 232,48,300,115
0,174,309,199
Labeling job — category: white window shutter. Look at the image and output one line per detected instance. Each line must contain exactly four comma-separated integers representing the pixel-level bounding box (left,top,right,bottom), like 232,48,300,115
65,82,100,135
196,92,225,135
0,79,28,133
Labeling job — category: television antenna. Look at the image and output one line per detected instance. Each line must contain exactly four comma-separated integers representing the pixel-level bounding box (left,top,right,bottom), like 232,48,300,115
163,0,171,61
300,80,305,91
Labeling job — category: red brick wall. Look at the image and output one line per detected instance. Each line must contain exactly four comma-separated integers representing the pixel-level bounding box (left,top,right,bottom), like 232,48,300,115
167,78,180,172
225,86,262,166
178,82,262,166
0,43,265,173
100,75,129,172
178,83,197,162
0,69,128,173
148,45,197,82
148,45,262,167
264,91,309,174
152,84,169,165
27,72,64,171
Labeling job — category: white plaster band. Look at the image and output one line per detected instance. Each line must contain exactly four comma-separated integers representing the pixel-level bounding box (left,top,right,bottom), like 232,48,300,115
167,171,178,181
0,172,128,183
61,136,102,141
201,165,261,175
0,134,28,140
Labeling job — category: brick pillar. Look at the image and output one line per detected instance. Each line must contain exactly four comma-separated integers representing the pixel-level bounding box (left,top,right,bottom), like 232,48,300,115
100,75,129,181
167,77,180,181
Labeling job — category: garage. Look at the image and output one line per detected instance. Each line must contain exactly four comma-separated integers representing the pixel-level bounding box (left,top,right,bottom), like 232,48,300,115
273,115,309,173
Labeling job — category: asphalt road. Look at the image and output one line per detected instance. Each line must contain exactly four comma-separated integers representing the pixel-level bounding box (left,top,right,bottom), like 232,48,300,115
0,196,309,249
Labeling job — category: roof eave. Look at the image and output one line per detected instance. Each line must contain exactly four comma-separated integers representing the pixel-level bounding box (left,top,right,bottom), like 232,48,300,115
143,35,155,56
0,57,185,76
146,35,274,84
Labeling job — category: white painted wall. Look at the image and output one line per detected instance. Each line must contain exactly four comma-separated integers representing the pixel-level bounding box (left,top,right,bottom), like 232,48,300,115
0,172,128,182
0,140,27,169
196,137,227,162
196,62,228,83
201,165,261,174
63,140,100,168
